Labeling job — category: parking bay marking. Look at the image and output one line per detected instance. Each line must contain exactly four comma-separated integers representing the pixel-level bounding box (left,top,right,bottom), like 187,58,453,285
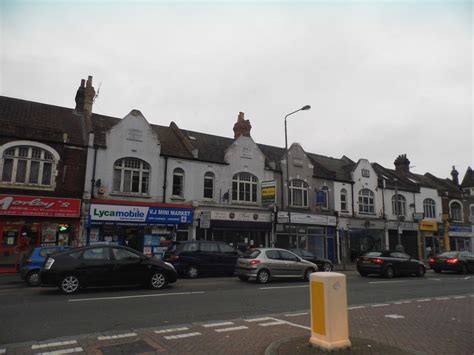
259,285,309,290
155,327,189,334
202,322,234,328
164,332,201,340
37,348,84,355
32,341,78,349
69,291,205,302
215,326,248,333
368,281,405,284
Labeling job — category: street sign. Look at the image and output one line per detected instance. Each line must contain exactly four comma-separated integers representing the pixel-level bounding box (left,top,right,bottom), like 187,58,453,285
261,180,276,206
200,211,211,229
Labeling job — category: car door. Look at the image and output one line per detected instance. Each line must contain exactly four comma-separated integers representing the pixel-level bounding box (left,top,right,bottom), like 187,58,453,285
279,250,302,276
390,252,411,275
199,242,220,274
111,247,149,285
264,250,287,277
218,243,239,274
78,247,114,286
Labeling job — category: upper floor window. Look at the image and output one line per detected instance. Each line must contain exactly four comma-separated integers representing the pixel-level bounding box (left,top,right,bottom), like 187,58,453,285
449,201,462,221
361,169,370,178
1,145,57,187
392,194,406,216
289,179,308,207
112,158,150,194
232,172,258,203
470,205,474,218
358,189,375,214
204,172,214,199
317,186,329,209
340,189,348,212
172,168,185,198
423,198,436,219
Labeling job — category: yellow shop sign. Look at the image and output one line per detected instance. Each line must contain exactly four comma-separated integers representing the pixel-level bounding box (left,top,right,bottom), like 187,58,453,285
419,220,437,231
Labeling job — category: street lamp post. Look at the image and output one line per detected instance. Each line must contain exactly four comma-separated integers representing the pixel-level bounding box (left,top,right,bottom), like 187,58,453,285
284,105,311,246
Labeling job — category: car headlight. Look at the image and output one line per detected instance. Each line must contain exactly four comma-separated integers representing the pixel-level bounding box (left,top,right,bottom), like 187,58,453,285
164,262,176,271
44,257,55,270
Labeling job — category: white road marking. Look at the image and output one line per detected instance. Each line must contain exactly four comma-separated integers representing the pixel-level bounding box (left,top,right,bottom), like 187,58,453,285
164,332,201,340
259,285,309,290
245,317,272,322
371,304,390,307
215,326,248,333
155,327,189,334
37,348,83,355
202,322,234,328
70,291,205,302
33,341,77,349
284,312,309,317
369,281,405,284
385,314,405,319
430,278,441,281
470,295,474,297
453,296,467,299
98,332,137,340
270,317,311,331
416,299,431,302
464,276,471,280
258,321,286,327
348,306,366,310
435,297,449,300
0,349,5,354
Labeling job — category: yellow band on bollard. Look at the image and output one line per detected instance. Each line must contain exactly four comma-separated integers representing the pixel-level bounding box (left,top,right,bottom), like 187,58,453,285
311,281,326,335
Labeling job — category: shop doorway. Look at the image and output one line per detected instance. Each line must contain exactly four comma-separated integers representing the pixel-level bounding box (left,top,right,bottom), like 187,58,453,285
0,225,22,272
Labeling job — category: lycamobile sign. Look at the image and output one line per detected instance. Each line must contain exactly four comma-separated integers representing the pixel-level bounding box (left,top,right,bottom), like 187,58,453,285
90,204,193,224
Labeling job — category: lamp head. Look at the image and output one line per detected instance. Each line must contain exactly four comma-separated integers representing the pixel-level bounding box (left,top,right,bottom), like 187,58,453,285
301,105,311,111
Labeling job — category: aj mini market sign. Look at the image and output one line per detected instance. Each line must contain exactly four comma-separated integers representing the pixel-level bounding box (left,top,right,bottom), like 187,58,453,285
0,194,81,218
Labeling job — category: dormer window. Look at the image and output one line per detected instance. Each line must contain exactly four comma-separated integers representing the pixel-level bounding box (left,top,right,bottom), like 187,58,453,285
362,169,370,178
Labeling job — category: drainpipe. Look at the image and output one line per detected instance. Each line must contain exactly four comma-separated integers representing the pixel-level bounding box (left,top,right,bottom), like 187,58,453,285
382,180,389,250
86,144,98,246
162,156,168,203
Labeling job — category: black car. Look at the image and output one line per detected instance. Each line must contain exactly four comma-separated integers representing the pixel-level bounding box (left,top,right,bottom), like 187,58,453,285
289,249,333,272
40,245,177,294
429,251,474,274
356,251,425,278
164,240,240,278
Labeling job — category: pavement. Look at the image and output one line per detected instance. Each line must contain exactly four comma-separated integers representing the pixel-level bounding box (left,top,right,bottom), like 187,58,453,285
0,294,472,354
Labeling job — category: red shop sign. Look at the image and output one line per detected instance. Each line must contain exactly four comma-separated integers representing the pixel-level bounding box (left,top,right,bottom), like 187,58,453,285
0,194,81,218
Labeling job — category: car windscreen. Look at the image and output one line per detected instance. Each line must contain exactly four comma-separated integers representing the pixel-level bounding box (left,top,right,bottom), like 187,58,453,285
241,250,261,259
39,248,66,257
438,251,459,258
364,251,384,257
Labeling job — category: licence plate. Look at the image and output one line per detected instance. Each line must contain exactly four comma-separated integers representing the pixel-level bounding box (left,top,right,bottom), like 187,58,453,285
239,262,246,267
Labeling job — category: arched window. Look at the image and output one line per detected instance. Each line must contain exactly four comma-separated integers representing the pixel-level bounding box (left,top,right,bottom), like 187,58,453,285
392,194,406,216
340,189,348,212
232,172,258,203
449,201,462,221
204,172,214,199
1,144,58,187
172,168,185,197
289,179,308,207
358,189,375,214
112,158,150,194
423,198,436,219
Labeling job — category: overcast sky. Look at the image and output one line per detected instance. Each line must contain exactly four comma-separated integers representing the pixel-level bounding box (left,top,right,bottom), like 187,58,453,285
1,0,472,179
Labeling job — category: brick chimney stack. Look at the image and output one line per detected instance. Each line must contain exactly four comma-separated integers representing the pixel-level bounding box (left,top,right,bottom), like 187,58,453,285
394,154,410,174
74,76,95,133
451,165,459,185
233,112,252,139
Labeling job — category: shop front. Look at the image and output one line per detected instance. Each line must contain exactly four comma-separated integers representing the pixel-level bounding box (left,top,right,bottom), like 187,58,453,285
347,218,385,262
449,224,473,252
387,221,419,259
0,194,81,273
419,220,441,259
276,212,337,262
88,199,193,260
195,207,272,251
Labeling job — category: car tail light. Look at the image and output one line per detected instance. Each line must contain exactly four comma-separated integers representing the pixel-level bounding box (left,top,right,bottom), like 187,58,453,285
371,258,384,264
44,257,55,270
428,257,435,263
249,260,261,266
446,258,458,264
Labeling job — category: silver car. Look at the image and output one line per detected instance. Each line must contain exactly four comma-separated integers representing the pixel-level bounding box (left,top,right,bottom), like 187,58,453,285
235,248,319,283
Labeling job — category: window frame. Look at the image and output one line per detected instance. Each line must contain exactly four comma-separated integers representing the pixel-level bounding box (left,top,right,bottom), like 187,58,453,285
423,198,436,219
203,172,214,200
172,168,185,198
112,158,150,195
391,194,407,217
231,172,258,203
289,179,309,208
358,189,375,214
340,188,348,212
449,201,463,222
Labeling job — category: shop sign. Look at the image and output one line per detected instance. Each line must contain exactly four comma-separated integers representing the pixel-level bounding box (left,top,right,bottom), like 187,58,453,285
0,194,81,218
387,221,418,231
419,220,438,231
200,211,211,229
90,204,193,224
210,210,271,222
449,224,474,237
277,212,336,226
261,180,276,206
348,219,385,230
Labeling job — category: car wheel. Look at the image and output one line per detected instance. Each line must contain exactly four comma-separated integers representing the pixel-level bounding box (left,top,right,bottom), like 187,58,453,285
186,265,199,279
26,270,41,287
359,272,368,277
60,275,80,294
460,264,468,275
304,268,315,281
416,265,425,277
433,268,441,274
257,269,270,284
322,263,332,272
238,275,249,282
149,272,167,290
385,266,394,279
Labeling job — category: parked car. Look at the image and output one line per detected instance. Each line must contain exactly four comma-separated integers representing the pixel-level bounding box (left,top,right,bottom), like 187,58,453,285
20,246,71,286
40,245,177,294
429,251,474,274
356,251,425,278
164,240,240,278
289,249,333,272
235,248,319,283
